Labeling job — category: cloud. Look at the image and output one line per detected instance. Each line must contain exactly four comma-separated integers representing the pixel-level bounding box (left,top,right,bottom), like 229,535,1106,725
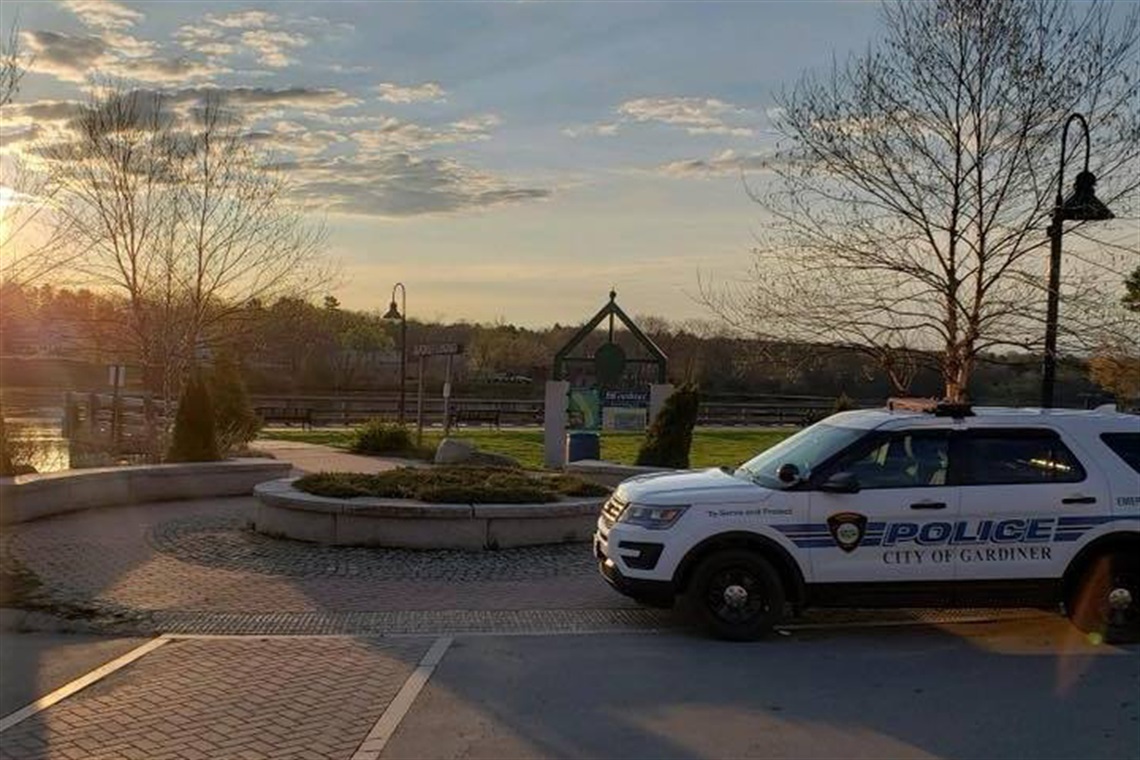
566,96,755,139
205,10,278,29
240,29,309,68
20,30,112,81
114,57,230,83
60,0,155,60
376,82,447,104
173,24,237,58
197,86,360,110
617,97,754,136
244,122,347,157
61,0,143,31
0,99,83,124
656,149,772,177
286,153,551,218
350,114,500,153
562,122,619,138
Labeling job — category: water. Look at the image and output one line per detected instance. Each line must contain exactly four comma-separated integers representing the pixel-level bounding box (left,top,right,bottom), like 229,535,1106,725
3,388,69,473
4,419,69,472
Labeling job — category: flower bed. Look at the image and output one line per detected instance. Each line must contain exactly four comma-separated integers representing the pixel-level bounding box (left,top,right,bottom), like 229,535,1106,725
295,466,609,504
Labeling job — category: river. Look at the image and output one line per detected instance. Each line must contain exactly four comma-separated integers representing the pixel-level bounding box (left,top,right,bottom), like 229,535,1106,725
2,387,69,472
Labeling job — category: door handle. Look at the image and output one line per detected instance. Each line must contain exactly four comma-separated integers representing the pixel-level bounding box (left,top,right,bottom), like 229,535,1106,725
1061,496,1096,505
910,501,947,510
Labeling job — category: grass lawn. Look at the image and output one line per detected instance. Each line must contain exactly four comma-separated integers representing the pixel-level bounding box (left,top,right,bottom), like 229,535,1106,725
261,426,795,470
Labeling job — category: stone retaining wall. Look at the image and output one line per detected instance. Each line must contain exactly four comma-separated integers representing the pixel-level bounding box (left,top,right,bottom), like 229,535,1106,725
253,478,605,550
0,459,293,525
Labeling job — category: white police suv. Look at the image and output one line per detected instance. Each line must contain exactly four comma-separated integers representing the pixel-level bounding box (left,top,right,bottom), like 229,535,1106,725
595,400,1140,641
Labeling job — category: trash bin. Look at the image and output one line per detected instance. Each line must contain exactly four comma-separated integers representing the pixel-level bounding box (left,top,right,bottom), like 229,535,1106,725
566,431,601,462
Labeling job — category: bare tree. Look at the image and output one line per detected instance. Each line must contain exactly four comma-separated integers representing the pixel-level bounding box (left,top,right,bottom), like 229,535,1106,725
705,0,1140,401
42,84,327,404
0,18,67,288
0,18,24,107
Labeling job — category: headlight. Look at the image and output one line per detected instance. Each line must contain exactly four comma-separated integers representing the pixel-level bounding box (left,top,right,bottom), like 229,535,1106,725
618,504,688,530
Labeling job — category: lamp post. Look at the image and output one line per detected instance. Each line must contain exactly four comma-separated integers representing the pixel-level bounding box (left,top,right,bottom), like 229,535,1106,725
1041,113,1114,409
383,282,407,424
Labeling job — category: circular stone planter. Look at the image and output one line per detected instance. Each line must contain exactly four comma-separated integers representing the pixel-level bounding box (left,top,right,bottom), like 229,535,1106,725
252,478,606,550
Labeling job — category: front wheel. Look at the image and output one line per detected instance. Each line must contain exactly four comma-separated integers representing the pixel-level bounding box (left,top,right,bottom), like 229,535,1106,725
682,549,786,641
1068,551,1139,645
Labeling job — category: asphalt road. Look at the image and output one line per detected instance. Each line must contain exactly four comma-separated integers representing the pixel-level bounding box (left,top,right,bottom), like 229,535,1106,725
385,618,1140,760
0,633,147,716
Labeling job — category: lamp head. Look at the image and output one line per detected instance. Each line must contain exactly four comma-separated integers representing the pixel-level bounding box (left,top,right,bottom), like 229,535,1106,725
1060,171,1114,222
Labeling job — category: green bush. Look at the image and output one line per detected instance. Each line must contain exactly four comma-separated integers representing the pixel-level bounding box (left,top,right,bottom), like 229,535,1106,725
636,385,700,469
209,353,261,455
295,466,609,504
167,371,221,462
351,420,419,456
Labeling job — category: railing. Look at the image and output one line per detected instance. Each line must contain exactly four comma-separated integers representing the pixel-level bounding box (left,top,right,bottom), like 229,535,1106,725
248,392,858,428
61,391,168,465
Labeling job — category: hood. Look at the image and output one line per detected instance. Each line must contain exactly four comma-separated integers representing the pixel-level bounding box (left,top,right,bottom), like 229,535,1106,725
616,467,770,506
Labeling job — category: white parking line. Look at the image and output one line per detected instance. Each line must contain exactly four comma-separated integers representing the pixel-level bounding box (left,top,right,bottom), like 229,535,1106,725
350,635,453,760
0,636,171,734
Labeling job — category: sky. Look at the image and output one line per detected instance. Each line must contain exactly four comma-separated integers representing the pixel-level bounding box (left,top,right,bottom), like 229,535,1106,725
0,0,891,326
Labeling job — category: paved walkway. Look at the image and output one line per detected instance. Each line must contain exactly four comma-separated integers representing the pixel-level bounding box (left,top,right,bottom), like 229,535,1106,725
252,440,423,475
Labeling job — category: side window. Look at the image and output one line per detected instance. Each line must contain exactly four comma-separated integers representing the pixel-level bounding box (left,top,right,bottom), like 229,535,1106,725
826,431,949,489
1101,433,1140,474
961,431,1085,485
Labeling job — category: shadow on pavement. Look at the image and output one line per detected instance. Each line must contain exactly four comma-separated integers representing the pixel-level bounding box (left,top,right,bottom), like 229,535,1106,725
385,620,1140,760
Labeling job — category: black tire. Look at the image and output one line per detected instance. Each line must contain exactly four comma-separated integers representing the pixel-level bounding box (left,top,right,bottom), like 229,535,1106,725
1068,551,1140,645
682,549,786,641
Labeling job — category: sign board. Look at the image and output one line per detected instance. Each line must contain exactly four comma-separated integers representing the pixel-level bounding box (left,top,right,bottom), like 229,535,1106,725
567,388,601,430
602,389,649,408
108,364,127,388
603,407,648,431
413,343,464,357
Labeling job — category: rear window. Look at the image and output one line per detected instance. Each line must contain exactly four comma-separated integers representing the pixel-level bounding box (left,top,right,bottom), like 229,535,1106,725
1101,433,1140,474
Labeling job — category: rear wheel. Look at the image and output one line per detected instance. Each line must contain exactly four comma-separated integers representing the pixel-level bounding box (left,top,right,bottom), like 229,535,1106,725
1068,551,1139,644
683,549,785,641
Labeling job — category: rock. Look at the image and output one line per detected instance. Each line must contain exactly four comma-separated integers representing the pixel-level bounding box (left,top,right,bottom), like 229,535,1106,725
434,438,520,469
435,438,477,464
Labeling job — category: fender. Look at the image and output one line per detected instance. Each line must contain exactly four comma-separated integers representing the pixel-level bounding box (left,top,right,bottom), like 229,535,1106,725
674,530,807,605
1062,530,1140,600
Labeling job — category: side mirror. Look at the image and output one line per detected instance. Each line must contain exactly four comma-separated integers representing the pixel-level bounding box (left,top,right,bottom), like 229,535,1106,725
820,472,860,494
777,463,801,484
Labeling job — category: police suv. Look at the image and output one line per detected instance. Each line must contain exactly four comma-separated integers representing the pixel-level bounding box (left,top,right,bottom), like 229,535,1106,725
595,400,1140,641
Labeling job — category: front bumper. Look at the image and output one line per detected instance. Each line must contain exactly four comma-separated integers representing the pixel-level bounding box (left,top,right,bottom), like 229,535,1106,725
595,531,675,601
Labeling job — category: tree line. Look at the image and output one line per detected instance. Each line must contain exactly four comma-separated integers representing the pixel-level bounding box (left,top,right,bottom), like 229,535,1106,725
0,281,1118,406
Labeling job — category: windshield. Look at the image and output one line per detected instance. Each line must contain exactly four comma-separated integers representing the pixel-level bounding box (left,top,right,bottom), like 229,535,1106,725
736,423,868,489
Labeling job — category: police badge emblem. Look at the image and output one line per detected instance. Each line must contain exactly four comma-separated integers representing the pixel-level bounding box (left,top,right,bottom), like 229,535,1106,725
828,512,868,553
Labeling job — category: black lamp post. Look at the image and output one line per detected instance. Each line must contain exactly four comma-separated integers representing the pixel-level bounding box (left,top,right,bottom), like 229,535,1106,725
1041,113,1114,409
383,282,407,424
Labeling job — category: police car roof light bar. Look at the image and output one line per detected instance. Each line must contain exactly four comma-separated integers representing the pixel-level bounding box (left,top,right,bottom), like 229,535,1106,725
887,398,974,417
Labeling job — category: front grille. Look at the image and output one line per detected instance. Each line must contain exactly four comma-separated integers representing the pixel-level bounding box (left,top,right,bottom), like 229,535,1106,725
600,496,627,530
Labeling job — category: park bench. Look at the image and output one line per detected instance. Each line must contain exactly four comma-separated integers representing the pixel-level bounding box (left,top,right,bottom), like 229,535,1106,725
255,406,314,429
448,406,502,429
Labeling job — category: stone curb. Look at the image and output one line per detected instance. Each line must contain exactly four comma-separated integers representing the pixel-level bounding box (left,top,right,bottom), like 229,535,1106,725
0,459,293,525
252,478,605,550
